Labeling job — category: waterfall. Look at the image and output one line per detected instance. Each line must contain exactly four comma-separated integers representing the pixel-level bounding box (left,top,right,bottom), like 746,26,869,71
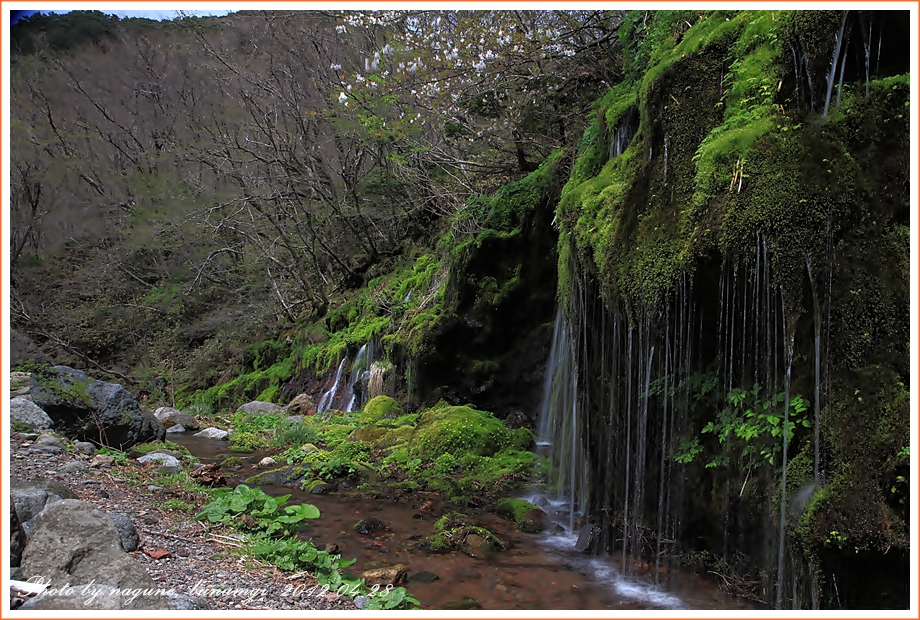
317,357,347,414
345,342,373,412
662,134,669,182
608,106,638,161
537,306,585,523
823,11,849,118
621,328,634,570
776,293,797,608
805,256,822,482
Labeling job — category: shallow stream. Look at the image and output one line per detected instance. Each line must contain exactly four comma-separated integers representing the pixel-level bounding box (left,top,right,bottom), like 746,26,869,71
172,434,760,610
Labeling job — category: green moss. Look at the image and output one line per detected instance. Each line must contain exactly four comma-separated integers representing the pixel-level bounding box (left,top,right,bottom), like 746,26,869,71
419,523,505,554
361,395,403,422
496,498,540,522
433,511,471,532
319,424,356,445
302,478,329,493
219,455,245,471
408,405,511,461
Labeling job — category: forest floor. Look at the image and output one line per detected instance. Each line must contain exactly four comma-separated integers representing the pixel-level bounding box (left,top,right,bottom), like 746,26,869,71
10,430,358,611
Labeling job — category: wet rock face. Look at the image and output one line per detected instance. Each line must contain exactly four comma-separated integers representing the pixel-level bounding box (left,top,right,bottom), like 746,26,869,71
414,184,558,417
29,366,165,449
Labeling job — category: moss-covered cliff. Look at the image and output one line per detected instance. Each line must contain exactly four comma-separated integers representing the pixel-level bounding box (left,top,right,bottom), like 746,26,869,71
551,9,908,609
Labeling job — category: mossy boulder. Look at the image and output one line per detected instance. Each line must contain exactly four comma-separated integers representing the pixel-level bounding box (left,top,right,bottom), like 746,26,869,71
218,456,245,472
418,524,505,555
361,396,403,422
303,479,336,495
408,404,524,462
497,498,548,533
433,511,471,532
29,365,164,449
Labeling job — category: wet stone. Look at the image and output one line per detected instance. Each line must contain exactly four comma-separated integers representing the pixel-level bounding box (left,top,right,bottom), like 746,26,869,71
353,517,387,535
408,570,440,584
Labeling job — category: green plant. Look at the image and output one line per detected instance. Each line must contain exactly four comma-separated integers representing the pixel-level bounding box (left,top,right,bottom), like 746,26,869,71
11,422,34,433
195,484,320,537
97,446,130,465
363,586,421,610
702,384,810,469
161,498,193,512
275,423,319,448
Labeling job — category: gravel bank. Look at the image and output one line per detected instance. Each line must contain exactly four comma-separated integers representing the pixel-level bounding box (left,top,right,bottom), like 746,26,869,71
10,431,358,611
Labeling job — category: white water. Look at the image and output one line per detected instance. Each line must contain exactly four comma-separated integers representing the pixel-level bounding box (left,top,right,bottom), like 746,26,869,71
317,357,347,413
523,492,685,609
344,342,372,412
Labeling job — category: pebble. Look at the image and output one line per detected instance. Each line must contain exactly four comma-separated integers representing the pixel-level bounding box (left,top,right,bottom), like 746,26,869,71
62,461,88,473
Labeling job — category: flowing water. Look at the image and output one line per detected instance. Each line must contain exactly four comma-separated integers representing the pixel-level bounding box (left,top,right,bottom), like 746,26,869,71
171,435,759,610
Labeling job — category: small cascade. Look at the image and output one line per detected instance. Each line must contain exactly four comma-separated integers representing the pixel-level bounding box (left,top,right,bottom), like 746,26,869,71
823,11,849,118
345,342,373,412
662,134,669,182
776,293,798,608
805,256,822,482
608,106,638,160
537,306,586,527
317,357,347,414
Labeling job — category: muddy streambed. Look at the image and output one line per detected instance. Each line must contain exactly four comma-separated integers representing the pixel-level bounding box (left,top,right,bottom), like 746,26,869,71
171,434,758,610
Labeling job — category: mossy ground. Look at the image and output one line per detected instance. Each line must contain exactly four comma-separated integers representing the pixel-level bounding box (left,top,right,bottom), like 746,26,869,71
219,396,537,504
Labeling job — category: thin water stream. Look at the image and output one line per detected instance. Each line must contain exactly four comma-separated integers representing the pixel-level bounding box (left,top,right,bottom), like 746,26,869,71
171,434,760,610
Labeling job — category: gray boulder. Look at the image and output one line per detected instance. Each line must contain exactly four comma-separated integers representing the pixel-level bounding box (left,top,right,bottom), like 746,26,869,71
137,452,181,474
35,433,64,448
193,427,229,440
10,397,52,431
153,406,200,431
29,365,165,449
19,500,169,609
20,583,170,610
237,400,283,415
11,478,75,524
148,448,183,459
165,423,186,434
73,441,97,455
62,461,89,474
107,513,140,552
